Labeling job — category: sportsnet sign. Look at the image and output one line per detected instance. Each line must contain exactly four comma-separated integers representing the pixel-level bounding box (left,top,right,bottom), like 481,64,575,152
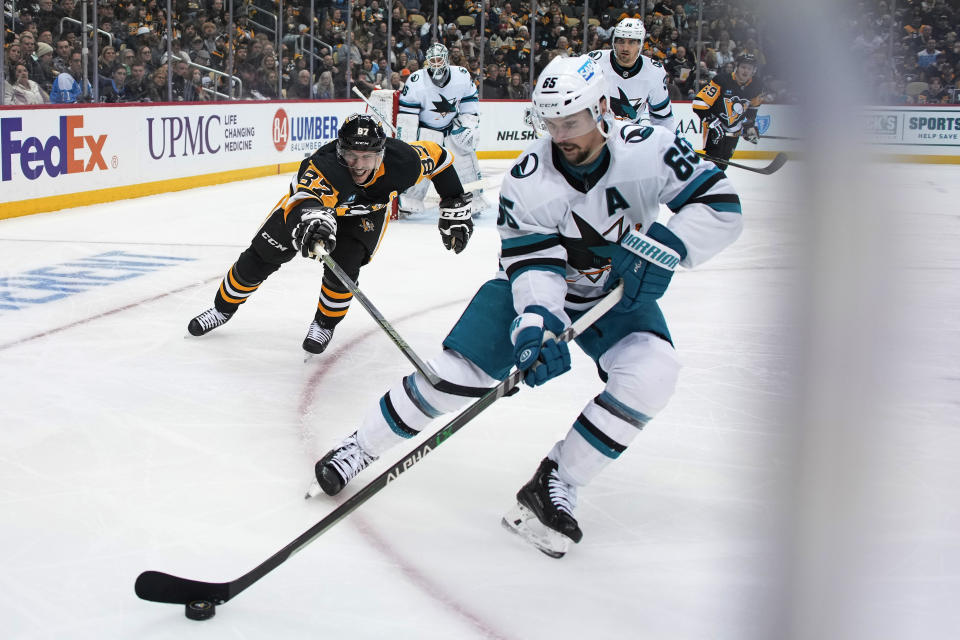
1,114,110,181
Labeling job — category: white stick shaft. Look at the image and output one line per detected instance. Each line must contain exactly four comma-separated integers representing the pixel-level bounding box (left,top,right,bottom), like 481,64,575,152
352,86,397,135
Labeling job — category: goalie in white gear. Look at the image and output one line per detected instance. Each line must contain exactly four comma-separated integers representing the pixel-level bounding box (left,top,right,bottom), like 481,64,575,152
309,55,742,558
587,18,675,131
396,43,486,216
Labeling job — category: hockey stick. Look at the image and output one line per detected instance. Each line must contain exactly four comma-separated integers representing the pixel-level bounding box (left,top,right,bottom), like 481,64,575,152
134,281,624,610
696,150,788,175
760,134,802,141
352,86,398,135
313,248,442,386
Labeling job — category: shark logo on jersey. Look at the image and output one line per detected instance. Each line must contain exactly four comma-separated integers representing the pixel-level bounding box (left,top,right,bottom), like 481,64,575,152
431,95,458,116
755,115,771,135
609,88,642,121
510,153,539,179
620,125,653,144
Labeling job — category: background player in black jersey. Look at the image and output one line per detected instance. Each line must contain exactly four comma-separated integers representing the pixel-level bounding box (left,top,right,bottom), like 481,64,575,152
692,54,765,170
186,114,473,355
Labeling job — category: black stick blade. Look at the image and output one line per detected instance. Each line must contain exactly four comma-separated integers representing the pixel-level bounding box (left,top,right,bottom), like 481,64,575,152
135,571,232,605
760,152,788,175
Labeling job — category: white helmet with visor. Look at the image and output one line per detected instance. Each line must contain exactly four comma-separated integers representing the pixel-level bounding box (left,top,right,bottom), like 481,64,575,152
530,55,608,140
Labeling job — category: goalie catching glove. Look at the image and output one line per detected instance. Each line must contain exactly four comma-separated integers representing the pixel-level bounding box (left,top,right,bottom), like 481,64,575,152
593,222,687,312
292,206,338,257
437,192,473,254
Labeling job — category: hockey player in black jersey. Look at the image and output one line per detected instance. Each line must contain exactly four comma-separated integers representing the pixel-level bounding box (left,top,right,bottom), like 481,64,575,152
692,54,765,170
187,114,473,355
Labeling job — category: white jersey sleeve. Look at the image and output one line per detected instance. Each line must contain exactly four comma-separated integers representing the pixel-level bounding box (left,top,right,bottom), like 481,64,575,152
649,126,742,267
645,62,675,131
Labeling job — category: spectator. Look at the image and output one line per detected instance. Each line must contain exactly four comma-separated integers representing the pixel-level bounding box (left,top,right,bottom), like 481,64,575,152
53,39,73,75
482,63,508,98
102,65,129,102
147,66,167,102
666,45,695,94
506,72,529,99
171,59,196,101
125,62,152,101
33,41,57,92
314,70,336,99
4,64,49,104
98,45,119,77
918,38,942,68
287,68,314,99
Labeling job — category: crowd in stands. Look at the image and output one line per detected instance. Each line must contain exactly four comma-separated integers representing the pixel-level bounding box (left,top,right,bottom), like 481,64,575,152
2,0,954,106
853,0,960,105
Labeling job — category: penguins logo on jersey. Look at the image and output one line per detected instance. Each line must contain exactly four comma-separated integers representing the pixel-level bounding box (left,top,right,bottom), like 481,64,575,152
510,153,539,179
723,96,752,125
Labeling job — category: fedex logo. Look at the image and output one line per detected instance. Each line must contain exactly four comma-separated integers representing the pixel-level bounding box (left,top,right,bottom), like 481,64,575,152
1,115,108,182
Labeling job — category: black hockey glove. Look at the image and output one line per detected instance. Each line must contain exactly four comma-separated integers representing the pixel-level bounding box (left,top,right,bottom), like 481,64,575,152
438,193,474,254
292,206,338,258
742,125,759,144
706,117,726,146
593,223,687,312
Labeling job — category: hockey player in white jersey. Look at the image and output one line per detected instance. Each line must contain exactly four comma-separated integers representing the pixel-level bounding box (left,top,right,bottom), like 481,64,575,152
395,43,486,216
588,18,675,131
308,55,742,558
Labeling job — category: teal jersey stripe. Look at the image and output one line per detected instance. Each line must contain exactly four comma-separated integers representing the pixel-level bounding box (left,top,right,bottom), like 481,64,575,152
573,420,622,459
598,391,652,427
649,96,671,111
667,167,724,211
507,263,566,282
708,201,743,213
380,396,415,439
501,233,560,250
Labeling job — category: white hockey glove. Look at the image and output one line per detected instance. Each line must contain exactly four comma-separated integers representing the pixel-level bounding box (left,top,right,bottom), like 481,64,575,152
522,105,548,137
292,206,338,258
705,117,726,146
437,193,474,254
742,124,759,144
449,113,479,150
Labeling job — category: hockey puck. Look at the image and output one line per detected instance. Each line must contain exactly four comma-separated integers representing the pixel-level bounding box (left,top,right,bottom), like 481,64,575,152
185,600,216,621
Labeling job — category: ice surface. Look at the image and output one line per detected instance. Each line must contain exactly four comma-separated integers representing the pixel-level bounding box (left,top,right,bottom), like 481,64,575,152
1,160,957,639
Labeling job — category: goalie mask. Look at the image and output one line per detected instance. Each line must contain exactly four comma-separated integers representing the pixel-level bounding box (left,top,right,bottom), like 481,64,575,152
424,42,450,85
337,113,387,182
531,55,608,141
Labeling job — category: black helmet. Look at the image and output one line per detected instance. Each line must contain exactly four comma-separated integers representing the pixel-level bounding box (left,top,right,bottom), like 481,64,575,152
735,53,758,68
337,113,387,154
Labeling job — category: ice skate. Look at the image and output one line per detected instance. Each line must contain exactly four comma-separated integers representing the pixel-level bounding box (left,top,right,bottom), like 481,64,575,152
187,308,233,336
502,457,582,558
302,321,334,356
305,432,378,498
